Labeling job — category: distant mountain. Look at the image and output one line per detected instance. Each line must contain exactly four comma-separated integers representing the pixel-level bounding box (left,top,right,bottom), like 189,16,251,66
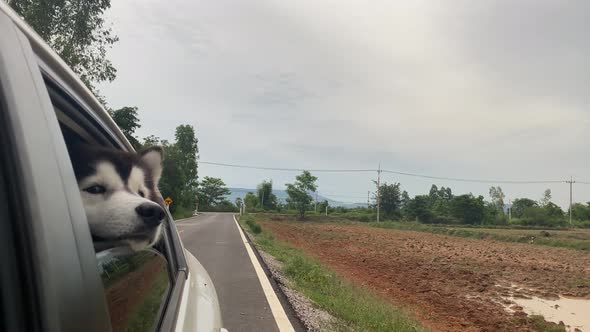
226,187,366,208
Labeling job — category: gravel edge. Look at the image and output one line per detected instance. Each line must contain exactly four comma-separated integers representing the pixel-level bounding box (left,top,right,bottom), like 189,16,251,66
257,250,338,332
239,220,340,332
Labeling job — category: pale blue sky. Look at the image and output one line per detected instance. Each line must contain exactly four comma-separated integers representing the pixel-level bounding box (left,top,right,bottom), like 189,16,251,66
98,0,590,208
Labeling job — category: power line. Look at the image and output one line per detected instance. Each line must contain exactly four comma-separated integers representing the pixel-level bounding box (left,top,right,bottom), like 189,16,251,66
380,169,564,184
200,160,566,184
199,161,374,173
318,193,368,199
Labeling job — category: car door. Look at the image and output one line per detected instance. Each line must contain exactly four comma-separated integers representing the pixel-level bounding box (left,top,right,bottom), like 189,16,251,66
0,8,111,332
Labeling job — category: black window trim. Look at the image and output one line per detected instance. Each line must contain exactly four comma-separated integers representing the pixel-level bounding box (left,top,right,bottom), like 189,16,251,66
0,73,42,332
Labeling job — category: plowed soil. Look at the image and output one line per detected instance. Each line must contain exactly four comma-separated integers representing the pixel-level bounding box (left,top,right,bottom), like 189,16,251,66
259,220,590,332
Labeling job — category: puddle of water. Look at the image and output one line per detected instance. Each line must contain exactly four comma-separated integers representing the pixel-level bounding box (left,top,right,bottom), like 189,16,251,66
509,295,590,331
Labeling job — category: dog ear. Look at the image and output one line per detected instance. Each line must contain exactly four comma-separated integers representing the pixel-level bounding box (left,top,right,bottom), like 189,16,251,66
140,146,164,183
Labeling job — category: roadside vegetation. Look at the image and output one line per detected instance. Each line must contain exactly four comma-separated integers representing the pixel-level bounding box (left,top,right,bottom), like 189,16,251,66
239,214,425,332
238,171,590,231
368,221,590,251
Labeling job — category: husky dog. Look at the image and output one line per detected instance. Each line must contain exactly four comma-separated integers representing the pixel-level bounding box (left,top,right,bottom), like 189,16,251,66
68,144,166,252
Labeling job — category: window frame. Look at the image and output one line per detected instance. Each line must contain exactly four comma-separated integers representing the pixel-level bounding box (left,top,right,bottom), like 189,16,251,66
39,57,189,331
0,6,189,330
0,9,112,332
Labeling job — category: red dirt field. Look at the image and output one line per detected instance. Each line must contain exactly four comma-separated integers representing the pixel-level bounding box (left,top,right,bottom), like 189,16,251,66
259,219,590,332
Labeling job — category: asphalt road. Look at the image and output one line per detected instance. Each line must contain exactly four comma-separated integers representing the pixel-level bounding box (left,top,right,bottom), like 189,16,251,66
177,213,284,332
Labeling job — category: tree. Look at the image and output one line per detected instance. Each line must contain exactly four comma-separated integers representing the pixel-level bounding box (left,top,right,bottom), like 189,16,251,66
286,171,317,219
142,135,161,147
571,203,590,221
197,177,230,208
450,194,485,224
378,182,402,219
256,180,278,210
174,125,199,209
235,197,243,209
404,195,432,223
428,184,440,202
439,186,453,201
400,190,411,215
489,186,506,212
8,0,119,91
431,185,453,216
543,202,564,219
540,189,552,207
244,192,258,211
109,106,141,149
483,201,507,225
511,198,538,218
318,200,329,214
157,142,183,212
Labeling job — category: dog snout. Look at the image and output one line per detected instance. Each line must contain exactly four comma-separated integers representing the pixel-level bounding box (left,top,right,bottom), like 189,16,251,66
135,203,165,226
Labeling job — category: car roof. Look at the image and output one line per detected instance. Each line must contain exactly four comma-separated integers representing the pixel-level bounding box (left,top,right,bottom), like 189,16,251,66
0,2,133,151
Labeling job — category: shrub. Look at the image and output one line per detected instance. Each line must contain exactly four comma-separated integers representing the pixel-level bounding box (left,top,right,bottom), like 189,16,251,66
250,223,262,234
172,205,194,220
429,215,459,225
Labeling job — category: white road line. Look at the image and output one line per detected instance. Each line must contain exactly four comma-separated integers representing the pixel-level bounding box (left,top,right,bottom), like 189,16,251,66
233,215,295,332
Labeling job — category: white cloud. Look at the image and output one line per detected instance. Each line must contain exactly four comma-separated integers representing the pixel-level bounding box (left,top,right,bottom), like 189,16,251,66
98,0,590,207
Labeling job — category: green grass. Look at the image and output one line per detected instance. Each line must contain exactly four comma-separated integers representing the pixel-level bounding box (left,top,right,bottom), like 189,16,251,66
242,214,263,234
171,205,195,220
528,315,566,332
239,215,425,332
126,271,170,332
367,221,590,251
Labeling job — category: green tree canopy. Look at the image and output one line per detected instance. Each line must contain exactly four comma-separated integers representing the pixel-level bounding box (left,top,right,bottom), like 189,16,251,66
511,198,538,218
256,180,278,210
488,186,505,212
405,195,433,223
8,0,118,91
378,182,402,219
540,189,552,207
318,200,329,214
174,125,199,208
109,106,141,149
197,177,230,208
571,203,590,221
450,194,485,224
244,192,258,211
286,171,317,219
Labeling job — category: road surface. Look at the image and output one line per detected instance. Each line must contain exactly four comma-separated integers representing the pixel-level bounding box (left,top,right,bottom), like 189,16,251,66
177,212,297,332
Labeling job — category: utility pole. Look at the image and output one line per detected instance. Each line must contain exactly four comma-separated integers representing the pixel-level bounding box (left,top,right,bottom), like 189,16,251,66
325,205,328,216
566,176,575,225
367,191,370,208
376,163,382,222
508,199,511,222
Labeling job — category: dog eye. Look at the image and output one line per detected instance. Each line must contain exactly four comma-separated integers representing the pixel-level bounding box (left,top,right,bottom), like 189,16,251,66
139,190,145,198
84,185,106,194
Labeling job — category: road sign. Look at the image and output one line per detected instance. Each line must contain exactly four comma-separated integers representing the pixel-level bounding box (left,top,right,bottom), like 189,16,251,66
165,197,173,206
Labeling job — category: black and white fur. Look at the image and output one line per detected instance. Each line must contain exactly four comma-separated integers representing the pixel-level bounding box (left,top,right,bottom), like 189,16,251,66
69,144,166,251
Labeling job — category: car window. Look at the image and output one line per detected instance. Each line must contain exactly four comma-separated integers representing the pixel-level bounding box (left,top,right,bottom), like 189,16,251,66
97,248,170,332
43,77,178,332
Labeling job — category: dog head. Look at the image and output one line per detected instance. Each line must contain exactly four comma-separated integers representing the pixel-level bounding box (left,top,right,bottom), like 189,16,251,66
69,144,166,251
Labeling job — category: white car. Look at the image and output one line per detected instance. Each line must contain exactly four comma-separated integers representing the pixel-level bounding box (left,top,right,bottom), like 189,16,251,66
0,3,225,332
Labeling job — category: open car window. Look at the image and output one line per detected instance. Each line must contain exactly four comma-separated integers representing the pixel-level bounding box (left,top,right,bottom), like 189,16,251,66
43,75,177,332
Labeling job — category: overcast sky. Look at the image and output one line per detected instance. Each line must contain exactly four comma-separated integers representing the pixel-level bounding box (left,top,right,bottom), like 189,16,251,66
98,0,590,208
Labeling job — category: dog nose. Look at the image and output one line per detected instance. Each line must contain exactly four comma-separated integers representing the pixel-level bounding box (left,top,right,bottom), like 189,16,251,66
135,203,165,226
